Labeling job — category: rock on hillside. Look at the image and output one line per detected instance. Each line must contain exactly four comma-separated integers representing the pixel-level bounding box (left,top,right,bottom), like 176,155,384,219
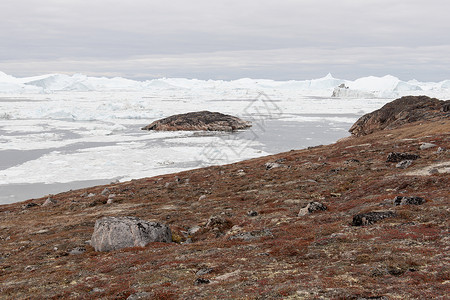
349,95,450,136
142,111,251,132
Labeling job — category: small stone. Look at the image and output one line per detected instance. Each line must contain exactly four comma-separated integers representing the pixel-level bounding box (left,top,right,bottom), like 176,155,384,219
386,152,419,163
87,193,96,198
91,288,105,293
101,188,110,196
69,247,86,255
437,147,446,153
247,210,258,217
419,143,437,150
394,196,426,206
396,160,413,169
198,195,207,201
188,225,201,236
429,168,439,174
351,211,396,226
106,198,114,204
22,202,38,209
196,268,213,276
194,278,210,285
298,201,327,216
127,292,150,300
80,192,88,197
42,197,57,207
265,162,283,170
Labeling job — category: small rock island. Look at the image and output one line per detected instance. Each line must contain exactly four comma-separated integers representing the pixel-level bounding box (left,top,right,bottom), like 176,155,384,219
142,111,252,132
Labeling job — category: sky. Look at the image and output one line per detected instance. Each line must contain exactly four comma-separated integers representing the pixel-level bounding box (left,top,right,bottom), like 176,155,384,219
1,0,450,81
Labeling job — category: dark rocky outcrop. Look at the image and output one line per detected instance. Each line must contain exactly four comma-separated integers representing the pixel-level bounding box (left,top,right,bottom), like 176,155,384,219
91,216,172,252
351,211,396,226
142,111,251,132
394,196,426,206
386,152,420,163
349,96,450,136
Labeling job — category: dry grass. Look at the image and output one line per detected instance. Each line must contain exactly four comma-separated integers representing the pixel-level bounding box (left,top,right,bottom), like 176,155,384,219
0,118,449,299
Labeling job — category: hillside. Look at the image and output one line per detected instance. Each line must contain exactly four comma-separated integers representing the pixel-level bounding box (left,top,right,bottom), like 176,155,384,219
0,98,449,299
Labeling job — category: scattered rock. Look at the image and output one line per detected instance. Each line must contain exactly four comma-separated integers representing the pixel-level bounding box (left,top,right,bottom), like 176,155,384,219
351,211,396,226
265,162,283,170
68,247,86,255
247,210,258,217
101,188,110,196
91,216,172,252
142,111,251,132
198,195,207,201
188,225,201,236
80,192,88,197
394,196,426,206
229,228,273,241
127,292,150,300
22,202,38,209
396,160,413,169
106,198,114,204
437,147,446,153
386,152,420,163
196,268,213,276
298,201,327,216
42,197,57,207
419,142,437,150
349,96,449,136
87,193,96,198
194,278,210,285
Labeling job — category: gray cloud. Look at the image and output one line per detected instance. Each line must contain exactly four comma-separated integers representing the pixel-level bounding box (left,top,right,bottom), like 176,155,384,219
1,0,449,81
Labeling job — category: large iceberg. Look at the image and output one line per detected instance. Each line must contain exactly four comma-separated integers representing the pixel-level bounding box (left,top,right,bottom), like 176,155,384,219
1,71,449,98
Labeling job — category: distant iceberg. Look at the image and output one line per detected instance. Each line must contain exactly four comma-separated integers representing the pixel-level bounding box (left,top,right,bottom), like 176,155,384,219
0,71,449,98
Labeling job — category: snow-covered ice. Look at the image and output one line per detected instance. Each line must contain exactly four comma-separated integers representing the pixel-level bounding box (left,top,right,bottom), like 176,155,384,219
1,71,449,204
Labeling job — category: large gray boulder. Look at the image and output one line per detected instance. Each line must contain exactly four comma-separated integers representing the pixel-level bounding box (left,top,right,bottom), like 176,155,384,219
91,216,172,252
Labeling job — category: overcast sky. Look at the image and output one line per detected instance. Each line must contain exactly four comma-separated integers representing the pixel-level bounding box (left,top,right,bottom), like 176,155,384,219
1,0,449,81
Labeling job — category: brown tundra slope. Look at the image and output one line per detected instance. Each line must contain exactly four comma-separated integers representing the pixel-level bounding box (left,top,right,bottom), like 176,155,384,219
0,97,449,300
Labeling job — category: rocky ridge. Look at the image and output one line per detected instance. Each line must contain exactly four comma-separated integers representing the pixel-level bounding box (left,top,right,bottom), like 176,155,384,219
349,95,449,136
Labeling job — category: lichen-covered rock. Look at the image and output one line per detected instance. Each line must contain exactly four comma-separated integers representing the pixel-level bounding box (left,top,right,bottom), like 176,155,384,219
298,201,327,216
142,111,251,132
349,96,449,136
91,216,171,252
351,211,396,226
386,152,420,163
394,196,426,206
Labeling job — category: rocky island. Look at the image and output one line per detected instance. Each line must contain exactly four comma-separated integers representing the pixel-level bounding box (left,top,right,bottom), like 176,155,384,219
142,111,251,132
0,96,449,299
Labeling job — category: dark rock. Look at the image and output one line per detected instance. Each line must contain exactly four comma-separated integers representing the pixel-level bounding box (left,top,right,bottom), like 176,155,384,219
142,111,251,132
298,201,327,216
247,210,258,217
394,196,426,206
265,162,283,170
386,152,420,163
194,278,210,285
349,96,449,136
91,216,172,252
22,202,38,209
351,211,396,226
